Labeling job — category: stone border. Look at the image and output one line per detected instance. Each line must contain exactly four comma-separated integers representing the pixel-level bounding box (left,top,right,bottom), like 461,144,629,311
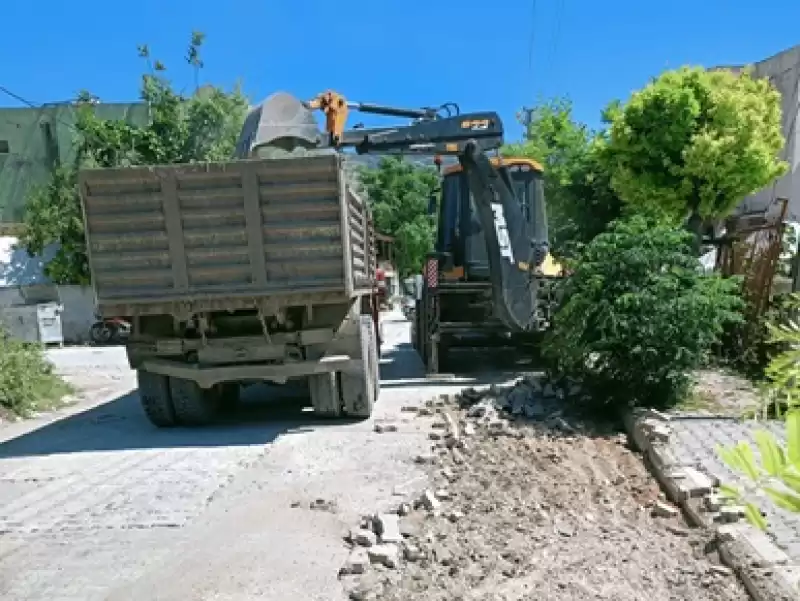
624,408,800,601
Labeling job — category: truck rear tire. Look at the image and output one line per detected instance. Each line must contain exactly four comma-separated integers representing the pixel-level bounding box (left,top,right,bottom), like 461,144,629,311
341,315,378,419
169,377,223,426
137,370,177,428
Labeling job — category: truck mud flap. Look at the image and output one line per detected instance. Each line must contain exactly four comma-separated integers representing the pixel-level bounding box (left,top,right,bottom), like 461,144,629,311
340,315,378,418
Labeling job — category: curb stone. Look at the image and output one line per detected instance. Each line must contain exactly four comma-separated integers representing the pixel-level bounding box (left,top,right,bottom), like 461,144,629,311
624,408,800,601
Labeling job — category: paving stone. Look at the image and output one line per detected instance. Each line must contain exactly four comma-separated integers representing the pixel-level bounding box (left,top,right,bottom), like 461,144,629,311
373,513,402,544
416,489,441,511
652,500,680,518
342,548,370,574
352,528,377,547
675,467,714,499
367,543,400,568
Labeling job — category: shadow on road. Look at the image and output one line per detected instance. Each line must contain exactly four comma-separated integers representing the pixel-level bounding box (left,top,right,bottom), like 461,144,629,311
1,320,537,459
0,379,360,459
380,343,543,389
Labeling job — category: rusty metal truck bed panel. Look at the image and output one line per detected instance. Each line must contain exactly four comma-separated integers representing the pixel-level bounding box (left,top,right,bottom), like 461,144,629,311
79,154,374,316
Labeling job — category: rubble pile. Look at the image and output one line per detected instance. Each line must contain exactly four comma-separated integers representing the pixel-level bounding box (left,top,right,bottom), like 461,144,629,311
338,378,749,601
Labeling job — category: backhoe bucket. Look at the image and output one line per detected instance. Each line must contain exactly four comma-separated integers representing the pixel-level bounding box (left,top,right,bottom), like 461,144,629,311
235,92,323,158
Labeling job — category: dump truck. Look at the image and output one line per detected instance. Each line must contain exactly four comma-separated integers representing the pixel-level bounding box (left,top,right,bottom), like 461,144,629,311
80,89,549,426
79,93,381,427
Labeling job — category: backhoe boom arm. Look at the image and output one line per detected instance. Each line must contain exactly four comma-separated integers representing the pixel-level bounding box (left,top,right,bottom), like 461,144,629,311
332,111,548,332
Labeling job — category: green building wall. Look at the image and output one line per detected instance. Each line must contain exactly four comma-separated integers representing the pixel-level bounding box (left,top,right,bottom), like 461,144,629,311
0,102,149,225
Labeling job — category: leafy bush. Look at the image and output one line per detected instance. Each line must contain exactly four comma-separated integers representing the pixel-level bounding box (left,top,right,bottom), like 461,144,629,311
716,292,796,384
543,216,745,411
0,329,72,418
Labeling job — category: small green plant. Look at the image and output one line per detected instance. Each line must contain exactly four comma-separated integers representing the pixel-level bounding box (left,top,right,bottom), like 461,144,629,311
0,328,72,418
717,410,800,530
742,292,800,420
716,293,795,381
543,215,745,412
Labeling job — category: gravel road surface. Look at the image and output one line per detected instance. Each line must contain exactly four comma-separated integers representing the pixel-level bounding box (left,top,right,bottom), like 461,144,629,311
0,316,752,600
0,314,514,601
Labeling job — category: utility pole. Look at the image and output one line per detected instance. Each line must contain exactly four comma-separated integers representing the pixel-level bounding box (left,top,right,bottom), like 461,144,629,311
517,107,534,140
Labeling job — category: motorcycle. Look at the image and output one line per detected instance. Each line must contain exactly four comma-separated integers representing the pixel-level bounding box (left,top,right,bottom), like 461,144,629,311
90,316,131,344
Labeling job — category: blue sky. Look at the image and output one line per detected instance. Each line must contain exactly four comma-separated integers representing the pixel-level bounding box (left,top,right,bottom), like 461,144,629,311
2,0,800,141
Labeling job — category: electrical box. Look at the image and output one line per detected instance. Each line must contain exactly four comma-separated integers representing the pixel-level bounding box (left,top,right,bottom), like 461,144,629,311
36,302,64,345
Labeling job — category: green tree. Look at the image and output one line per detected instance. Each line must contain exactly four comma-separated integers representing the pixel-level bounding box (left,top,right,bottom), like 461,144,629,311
605,66,788,246
357,156,439,276
502,98,622,258
543,215,744,411
19,32,248,284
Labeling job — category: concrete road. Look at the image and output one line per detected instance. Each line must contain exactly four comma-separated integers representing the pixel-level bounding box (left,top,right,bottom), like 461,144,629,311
0,313,514,601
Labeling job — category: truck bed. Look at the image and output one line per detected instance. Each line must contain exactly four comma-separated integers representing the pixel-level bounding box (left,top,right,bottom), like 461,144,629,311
79,154,375,317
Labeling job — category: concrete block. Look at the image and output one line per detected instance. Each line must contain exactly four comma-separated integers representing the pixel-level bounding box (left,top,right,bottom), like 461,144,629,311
352,528,377,547
342,548,370,575
650,444,681,471
626,416,650,451
641,417,672,442
416,490,441,511
632,408,672,422
367,544,400,568
718,506,745,524
675,467,714,500
717,523,789,566
652,500,680,518
374,513,402,544
704,493,722,512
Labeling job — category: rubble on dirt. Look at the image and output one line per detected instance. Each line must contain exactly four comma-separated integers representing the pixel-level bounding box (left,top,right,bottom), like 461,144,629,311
338,378,750,601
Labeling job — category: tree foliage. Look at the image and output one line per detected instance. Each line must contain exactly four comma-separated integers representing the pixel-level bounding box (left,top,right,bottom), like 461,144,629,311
543,215,744,411
605,67,788,235
357,157,439,277
502,98,622,258
19,32,249,284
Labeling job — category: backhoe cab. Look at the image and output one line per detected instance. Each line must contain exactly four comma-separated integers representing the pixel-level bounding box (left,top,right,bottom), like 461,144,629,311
305,90,560,372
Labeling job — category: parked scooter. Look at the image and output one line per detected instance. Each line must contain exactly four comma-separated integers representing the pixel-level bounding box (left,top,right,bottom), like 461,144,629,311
90,316,131,344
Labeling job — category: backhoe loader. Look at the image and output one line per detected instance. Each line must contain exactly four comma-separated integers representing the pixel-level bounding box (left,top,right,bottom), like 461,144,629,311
303,91,561,372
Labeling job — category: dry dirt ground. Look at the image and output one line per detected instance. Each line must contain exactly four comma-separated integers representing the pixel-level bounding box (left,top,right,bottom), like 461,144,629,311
339,381,751,601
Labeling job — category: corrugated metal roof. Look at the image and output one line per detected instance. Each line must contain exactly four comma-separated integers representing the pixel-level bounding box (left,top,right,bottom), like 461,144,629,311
0,102,149,224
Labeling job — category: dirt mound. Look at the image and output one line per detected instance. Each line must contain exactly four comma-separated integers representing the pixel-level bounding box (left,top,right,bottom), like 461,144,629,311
339,379,750,601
